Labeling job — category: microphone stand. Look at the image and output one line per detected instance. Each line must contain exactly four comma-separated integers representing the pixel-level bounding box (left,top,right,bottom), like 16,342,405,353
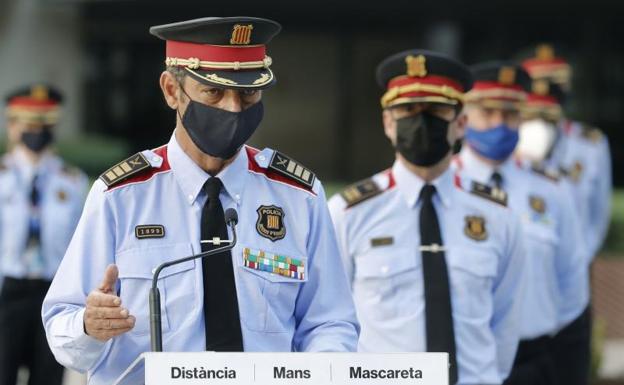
149,211,238,352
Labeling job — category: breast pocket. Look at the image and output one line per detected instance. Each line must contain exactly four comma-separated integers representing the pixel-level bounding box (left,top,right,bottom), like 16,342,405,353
236,246,307,333
116,243,196,336
446,248,497,319
353,246,422,321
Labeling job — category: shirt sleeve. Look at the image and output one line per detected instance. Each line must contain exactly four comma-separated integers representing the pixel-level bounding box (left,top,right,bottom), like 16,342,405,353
292,182,360,352
588,137,612,256
491,210,526,379
327,194,354,286
556,183,591,327
41,180,115,372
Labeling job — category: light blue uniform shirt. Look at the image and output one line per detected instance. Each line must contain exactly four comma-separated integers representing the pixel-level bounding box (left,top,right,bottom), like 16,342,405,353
42,132,359,385
328,160,526,385
454,148,590,337
548,119,612,258
0,149,88,283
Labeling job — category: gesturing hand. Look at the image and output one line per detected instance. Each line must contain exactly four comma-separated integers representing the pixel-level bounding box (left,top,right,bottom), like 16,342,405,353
84,264,136,342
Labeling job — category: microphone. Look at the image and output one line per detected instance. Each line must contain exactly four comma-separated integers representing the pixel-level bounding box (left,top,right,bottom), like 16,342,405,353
149,208,239,352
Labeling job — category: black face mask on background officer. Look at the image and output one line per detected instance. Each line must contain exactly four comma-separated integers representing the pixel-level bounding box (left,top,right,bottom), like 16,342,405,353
383,100,467,170
6,86,60,159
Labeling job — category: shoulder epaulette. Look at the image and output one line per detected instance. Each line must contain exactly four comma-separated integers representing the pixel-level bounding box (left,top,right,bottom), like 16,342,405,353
581,125,604,143
530,163,560,182
99,152,152,187
268,150,316,189
340,178,383,208
469,181,508,207
62,163,82,177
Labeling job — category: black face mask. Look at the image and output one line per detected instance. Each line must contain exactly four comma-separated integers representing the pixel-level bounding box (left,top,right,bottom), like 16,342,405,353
179,89,264,159
394,112,453,167
21,128,54,153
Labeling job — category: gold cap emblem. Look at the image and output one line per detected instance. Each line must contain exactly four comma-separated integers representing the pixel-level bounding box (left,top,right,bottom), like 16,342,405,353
31,85,49,101
498,66,516,86
532,79,550,96
230,24,253,45
406,55,427,78
536,44,555,61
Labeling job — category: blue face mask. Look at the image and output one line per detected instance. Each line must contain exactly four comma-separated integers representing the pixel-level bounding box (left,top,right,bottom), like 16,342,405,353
465,124,519,161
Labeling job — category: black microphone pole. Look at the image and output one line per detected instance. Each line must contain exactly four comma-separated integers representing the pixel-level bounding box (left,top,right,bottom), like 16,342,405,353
149,208,239,352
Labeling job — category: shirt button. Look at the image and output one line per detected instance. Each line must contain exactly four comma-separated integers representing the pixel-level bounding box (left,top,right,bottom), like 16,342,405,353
381,266,389,275
152,157,159,162
258,155,266,161
188,194,193,201
235,194,240,201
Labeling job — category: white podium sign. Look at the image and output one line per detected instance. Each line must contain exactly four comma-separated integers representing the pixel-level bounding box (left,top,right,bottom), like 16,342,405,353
114,352,448,385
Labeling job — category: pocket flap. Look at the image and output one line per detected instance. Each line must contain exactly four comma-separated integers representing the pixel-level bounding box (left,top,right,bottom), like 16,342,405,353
447,248,497,278
355,247,419,279
116,243,195,279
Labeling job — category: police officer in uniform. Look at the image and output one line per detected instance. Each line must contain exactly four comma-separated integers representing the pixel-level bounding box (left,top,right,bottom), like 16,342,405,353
328,50,526,385
519,44,610,385
520,44,612,258
42,17,359,385
452,62,589,385
0,85,88,385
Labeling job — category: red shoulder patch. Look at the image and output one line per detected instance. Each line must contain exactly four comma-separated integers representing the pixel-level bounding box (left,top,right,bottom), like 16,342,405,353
245,146,316,195
385,169,396,190
106,145,171,191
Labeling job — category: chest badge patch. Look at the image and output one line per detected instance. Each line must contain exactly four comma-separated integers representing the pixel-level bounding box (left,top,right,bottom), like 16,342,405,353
256,205,286,241
135,225,165,239
529,195,547,215
464,215,488,241
57,189,67,202
570,161,583,182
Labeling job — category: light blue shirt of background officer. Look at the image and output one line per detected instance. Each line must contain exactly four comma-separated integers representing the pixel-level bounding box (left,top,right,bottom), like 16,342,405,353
1,86,88,285
1,84,88,385
515,57,601,385
458,62,589,385
520,44,612,259
329,50,526,385
42,17,359,385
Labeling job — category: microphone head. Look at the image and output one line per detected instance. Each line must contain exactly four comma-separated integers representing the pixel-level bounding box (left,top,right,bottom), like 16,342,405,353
224,208,238,226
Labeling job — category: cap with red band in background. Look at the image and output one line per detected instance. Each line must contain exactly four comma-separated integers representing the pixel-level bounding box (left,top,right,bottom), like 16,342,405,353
522,79,565,122
5,84,63,125
520,43,572,90
150,16,281,89
376,49,473,108
466,61,531,110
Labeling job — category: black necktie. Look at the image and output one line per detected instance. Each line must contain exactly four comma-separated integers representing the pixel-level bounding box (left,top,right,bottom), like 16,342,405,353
419,184,458,384
490,170,503,189
201,177,243,351
28,174,41,244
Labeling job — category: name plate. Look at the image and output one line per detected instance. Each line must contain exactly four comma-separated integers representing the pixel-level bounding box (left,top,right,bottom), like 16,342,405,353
143,352,448,385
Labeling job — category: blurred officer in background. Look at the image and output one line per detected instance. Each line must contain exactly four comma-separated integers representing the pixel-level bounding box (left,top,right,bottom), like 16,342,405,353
0,85,88,385
329,49,526,385
517,69,596,385
520,44,612,259
42,17,359,385
453,62,589,385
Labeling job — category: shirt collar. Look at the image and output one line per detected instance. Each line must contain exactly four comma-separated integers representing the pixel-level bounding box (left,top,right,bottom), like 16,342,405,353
10,147,59,179
167,131,248,205
459,147,516,185
392,158,453,209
